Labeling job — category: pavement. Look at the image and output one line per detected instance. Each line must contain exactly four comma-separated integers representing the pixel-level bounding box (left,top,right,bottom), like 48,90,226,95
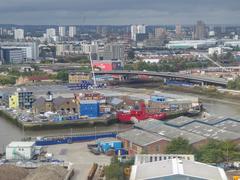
47,142,111,180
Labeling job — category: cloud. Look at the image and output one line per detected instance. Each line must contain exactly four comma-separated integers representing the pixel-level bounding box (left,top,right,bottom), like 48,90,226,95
0,0,239,24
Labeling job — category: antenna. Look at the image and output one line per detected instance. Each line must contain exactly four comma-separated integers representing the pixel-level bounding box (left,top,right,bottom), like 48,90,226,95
89,53,97,87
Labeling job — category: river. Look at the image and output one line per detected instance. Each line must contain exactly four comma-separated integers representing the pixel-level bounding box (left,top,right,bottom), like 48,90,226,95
1,92,240,153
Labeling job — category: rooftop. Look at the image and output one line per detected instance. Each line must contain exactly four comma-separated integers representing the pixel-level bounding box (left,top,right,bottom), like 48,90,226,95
130,158,227,180
214,120,240,133
7,141,35,148
117,129,169,147
134,119,206,144
166,116,195,127
180,122,240,141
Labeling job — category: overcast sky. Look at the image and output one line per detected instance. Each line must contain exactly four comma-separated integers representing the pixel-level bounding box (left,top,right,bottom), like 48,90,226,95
0,0,239,25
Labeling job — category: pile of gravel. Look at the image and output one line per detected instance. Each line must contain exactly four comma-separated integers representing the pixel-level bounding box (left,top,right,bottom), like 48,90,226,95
24,165,68,180
0,164,29,180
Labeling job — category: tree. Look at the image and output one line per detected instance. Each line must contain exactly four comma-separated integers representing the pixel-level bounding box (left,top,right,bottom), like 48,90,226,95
166,137,193,154
127,50,135,60
105,157,124,180
196,139,240,163
56,70,68,82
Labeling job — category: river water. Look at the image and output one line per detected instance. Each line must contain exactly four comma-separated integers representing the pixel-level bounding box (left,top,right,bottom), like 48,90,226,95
1,92,240,153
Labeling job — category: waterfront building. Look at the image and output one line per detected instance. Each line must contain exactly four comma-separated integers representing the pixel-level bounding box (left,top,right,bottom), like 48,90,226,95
9,93,19,109
18,91,34,109
14,29,24,40
79,100,100,118
32,92,78,114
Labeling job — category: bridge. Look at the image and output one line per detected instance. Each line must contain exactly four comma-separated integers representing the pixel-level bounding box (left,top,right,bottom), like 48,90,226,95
94,70,228,87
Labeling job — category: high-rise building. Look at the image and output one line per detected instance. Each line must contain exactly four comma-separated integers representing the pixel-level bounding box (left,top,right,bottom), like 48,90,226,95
131,24,146,41
69,26,77,37
58,26,66,37
46,28,56,38
14,29,24,40
175,24,182,35
194,21,207,40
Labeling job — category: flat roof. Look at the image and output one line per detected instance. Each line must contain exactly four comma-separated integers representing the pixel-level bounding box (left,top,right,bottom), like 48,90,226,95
8,141,35,148
166,116,195,127
214,120,240,133
135,119,206,144
117,129,169,147
130,158,227,180
180,122,240,141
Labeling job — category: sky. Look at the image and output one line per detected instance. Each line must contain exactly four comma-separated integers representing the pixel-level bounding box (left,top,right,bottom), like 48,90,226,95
0,0,239,25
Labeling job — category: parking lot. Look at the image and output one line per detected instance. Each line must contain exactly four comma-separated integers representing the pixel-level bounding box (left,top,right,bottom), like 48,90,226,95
47,141,111,180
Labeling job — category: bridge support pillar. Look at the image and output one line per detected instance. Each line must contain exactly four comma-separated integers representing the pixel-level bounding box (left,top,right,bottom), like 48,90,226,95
201,82,205,86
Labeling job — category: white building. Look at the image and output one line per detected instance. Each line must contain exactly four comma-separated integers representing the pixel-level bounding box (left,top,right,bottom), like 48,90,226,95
14,29,24,40
130,158,227,180
69,26,77,37
6,141,36,160
208,47,223,55
46,28,56,38
59,26,66,37
131,24,146,41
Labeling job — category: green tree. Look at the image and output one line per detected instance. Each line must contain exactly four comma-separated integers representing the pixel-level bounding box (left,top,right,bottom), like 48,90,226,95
56,70,68,82
196,139,240,163
105,157,124,180
166,137,193,154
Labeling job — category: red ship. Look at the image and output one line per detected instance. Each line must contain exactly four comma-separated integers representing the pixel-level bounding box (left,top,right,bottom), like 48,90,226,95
117,102,167,123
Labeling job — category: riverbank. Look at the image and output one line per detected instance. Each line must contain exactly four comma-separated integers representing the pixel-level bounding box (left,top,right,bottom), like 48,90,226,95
0,110,117,131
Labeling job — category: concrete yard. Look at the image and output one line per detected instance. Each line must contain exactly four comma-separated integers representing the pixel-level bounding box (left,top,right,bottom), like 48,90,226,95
47,142,111,180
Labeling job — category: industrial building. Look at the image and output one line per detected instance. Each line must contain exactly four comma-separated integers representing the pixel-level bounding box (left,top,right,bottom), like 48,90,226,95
134,119,208,148
6,141,36,160
68,72,91,84
117,128,170,155
79,100,100,118
130,158,228,180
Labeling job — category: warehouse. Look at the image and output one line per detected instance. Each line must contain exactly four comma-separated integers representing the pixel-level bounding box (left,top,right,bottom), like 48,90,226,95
180,122,240,142
117,129,170,155
166,116,195,127
134,119,207,148
130,158,227,180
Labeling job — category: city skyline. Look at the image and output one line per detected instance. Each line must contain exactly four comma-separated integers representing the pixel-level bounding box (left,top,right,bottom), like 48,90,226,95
0,0,239,25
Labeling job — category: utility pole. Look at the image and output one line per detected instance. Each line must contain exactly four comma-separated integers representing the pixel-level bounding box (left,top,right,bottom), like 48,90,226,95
89,53,97,87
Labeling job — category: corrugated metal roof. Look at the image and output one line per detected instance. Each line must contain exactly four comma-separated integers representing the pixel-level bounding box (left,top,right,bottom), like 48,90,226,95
117,129,169,147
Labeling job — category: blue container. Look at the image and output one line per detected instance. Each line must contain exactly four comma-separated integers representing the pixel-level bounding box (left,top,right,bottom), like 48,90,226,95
97,140,122,153
151,95,166,103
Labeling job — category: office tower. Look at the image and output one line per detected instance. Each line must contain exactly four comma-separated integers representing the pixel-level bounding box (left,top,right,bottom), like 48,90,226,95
14,29,24,40
46,28,56,38
194,20,207,40
131,24,146,41
58,26,66,37
175,24,182,35
69,26,77,37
